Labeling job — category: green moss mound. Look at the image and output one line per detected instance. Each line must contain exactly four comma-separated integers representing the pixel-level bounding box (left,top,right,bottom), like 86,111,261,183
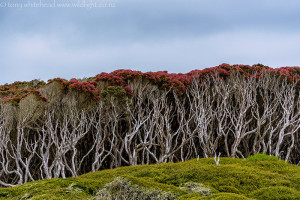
177,192,253,200
0,157,299,200
246,153,279,162
202,193,254,200
250,186,300,200
218,186,241,194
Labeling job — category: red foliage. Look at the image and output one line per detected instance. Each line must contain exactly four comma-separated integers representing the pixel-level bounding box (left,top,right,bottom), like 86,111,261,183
65,79,100,100
47,78,100,100
0,80,47,106
2,64,300,106
47,78,67,87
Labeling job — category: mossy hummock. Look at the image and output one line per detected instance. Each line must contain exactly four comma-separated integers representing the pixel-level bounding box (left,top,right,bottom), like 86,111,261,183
0,156,299,199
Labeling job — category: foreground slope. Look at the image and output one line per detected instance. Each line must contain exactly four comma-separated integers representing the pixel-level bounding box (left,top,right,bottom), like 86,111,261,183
0,155,299,200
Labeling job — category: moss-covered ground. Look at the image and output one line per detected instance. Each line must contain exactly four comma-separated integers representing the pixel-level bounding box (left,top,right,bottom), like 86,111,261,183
0,155,299,199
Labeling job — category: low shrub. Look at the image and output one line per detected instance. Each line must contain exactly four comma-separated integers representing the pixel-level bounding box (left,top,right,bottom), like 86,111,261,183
94,177,178,200
179,182,212,196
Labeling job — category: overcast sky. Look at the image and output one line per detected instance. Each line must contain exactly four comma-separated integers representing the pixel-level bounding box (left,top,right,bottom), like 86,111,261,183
0,0,300,84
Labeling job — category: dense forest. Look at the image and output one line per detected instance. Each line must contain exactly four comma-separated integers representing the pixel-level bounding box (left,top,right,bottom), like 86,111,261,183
0,64,300,187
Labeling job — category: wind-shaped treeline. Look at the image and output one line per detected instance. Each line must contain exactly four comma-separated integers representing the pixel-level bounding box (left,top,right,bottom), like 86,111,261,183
0,64,300,187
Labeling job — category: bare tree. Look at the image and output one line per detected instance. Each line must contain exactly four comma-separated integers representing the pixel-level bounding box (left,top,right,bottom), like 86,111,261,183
251,74,280,154
210,76,232,157
272,80,300,160
124,93,153,165
0,108,19,187
226,74,257,158
38,108,94,178
188,78,217,157
0,108,37,186
91,101,123,171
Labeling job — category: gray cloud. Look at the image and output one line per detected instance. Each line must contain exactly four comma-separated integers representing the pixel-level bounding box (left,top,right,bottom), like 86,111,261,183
1,0,300,84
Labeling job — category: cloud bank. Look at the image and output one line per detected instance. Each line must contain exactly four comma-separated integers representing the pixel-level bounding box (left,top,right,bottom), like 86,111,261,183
1,0,300,84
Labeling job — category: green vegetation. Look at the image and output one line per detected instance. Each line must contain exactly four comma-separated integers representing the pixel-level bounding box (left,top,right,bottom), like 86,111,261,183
100,86,130,104
245,153,279,162
0,155,299,199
